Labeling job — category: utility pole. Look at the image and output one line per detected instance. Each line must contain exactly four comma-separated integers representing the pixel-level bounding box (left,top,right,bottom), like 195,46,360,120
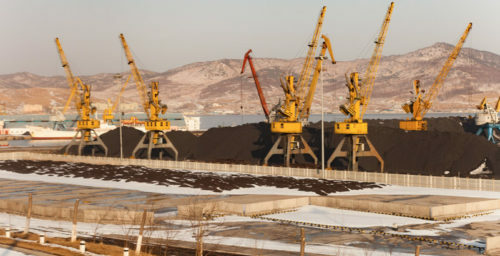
119,98,123,160
115,74,124,160
320,59,325,176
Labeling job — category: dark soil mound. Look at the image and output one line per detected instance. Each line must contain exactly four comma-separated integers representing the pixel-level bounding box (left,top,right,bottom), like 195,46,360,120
60,117,500,178
63,127,197,160
166,130,198,160
100,126,145,158
0,160,382,195
355,125,500,176
191,123,273,164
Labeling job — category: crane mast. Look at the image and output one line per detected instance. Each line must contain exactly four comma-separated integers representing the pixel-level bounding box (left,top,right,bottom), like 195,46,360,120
103,74,132,122
400,22,472,131
55,38,82,114
296,6,326,116
253,6,332,167
119,33,150,118
118,33,178,160
327,2,395,172
55,38,108,156
241,50,270,120
300,34,335,120
360,2,394,119
421,22,472,117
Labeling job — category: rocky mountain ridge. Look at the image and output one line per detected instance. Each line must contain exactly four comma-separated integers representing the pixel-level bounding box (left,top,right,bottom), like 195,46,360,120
0,42,498,115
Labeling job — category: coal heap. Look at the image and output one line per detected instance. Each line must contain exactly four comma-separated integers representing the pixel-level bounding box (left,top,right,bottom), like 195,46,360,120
99,126,144,158
63,126,197,160
61,117,500,178
191,122,273,164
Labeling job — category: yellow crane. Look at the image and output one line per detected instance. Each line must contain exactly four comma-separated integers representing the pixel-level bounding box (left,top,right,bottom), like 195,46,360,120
119,33,178,160
55,38,81,116
102,74,132,122
296,6,327,119
326,2,394,172
263,23,335,167
400,23,472,131
477,96,500,113
55,38,108,156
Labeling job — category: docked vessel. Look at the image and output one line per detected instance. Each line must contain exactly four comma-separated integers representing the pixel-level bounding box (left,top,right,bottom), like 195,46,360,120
28,122,116,140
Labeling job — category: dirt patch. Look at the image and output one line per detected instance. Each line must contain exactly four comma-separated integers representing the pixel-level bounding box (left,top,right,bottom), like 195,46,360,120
0,160,382,196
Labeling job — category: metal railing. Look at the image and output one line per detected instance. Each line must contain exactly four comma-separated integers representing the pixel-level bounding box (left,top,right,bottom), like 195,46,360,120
0,152,497,192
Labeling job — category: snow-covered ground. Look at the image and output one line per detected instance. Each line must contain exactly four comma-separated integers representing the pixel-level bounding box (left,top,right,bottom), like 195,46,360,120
0,247,32,256
0,170,319,196
0,166,498,255
265,205,433,228
0,212,423,256
2,168,500,199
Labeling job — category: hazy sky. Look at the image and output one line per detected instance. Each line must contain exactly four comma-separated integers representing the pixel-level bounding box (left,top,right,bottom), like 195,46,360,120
1,0,499,76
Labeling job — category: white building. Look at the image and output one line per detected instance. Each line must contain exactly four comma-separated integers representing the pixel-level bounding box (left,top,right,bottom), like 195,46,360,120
184,116,201,131
23,104,43,113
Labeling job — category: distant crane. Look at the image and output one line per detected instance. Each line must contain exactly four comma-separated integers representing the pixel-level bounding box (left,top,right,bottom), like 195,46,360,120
475,96,500,144
119,33,178,160
326,2,395,172
241,49,271,121
102,74,132,123
55,38,108,156
241,6,335,167
400,23,472,131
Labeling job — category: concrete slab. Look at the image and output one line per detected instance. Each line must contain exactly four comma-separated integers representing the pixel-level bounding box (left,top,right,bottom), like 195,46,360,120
311,195,500,220
0,178,498,225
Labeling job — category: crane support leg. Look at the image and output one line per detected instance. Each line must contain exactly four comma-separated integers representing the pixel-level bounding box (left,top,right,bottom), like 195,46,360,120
476,123,500,144
326,135,383,172
263,134,318,167
64,129,108,157
132,131,178,160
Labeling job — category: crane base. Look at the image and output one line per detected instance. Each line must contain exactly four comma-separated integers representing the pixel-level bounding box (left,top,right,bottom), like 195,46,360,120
476,123,500,144
326,134,383,172
334,122,368,135
264,134,317,167
400,120,427,131
132,130,178,160
64,129,108,157
270,121,302,134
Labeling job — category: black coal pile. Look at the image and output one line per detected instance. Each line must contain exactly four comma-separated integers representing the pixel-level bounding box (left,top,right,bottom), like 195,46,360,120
99,126,144,158
63,126,197,160
61,117,500,178
191,123,273,164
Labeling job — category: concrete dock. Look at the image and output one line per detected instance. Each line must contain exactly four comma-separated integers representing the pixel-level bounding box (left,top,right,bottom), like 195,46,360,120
0,178,498,223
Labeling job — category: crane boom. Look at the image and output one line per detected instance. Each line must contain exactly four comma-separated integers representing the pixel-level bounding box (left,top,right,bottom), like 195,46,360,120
119,33,150,118
55,38,81,114
299,35,335,120
296,6,326,108
241,49,270,120
421,22,472,117
360,2,394,119
496,97,500,113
